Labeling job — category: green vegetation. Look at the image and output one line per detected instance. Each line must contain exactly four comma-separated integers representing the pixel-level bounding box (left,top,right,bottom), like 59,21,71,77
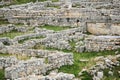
102,65,120,80
45,57,48,64
33,40,120,78
0,31,28,39
51,0,59,2
15,0,37,4
15,0,58,4
58,49,119,77
40,25,70,31
0,53,11,57
0,0,59,8
0,19,9,25
0,69,4,80
16,55,30,60
80,71,93,80
47,5,60,9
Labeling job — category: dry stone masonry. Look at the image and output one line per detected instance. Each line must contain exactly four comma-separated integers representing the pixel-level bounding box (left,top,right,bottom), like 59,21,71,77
0,0,119,80
85,36,120,52
79,54,120,80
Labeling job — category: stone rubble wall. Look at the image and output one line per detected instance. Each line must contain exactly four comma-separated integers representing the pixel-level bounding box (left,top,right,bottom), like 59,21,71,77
0,37,13,45
47,52,73,68
0,56,18,69
0,24,28,34
75,41,85,53
0,47,49,57
15,72,75,80
0,44,74,79
5,58,47,79
0,1,119,28
85,36,120,52
0,0,12,6
9,27,84,50
4,52,73,80
12,28,54,44
79,54,120,80
40,27,85,50
0,24,14,34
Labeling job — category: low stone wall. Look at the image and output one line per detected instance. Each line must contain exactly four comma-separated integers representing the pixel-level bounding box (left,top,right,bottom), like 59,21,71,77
85,36,120,52
48,52,73,68
0,45,74,79
15,72,75,80
40,27,85,50
0,24,14,34
13,28,54,43
0,56,18,69
5,52,73,80
5,58,47,79
79,54,120,80
0,24,28,34
0,37,13,45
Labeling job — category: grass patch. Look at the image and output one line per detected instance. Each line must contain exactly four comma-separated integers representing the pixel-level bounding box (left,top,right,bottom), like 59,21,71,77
16,55,30,60
13,0,48,4
33,43,120,78
0,53,11,57
0,19,9,25
51,0,59,2
58,49,120,77
47,5,60,9
80,71,93,80
0,30,31,39
0,69,4,80
102,65,120,80
40,25,70,31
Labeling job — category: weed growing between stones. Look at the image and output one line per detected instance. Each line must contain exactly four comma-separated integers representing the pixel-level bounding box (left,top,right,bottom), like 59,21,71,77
0,31,28,39
58,48,120,78
40,25,70,31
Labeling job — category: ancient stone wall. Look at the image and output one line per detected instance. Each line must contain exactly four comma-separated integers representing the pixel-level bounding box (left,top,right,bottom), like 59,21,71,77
85,36,120,52
87,23,120,35
15,72,75,80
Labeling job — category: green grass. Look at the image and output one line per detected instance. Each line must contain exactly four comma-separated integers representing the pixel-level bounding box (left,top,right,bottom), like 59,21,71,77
0,31,26,39
47,5,60,9
58,49,120,77
0,19,9,25
32,38,120,78
0,0,59,8
15,0,58,4
0,30,32,39
33,42,120,78
0,69,4,80
51,0,59,2
40,25,70,31
102,64,120,80
0,53,11,57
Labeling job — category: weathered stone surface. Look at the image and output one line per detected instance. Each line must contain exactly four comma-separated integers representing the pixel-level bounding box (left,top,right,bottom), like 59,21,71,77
85,36,120,52
15,72,75,80
87,23,120,35
80,54,120,80
0,56,18,69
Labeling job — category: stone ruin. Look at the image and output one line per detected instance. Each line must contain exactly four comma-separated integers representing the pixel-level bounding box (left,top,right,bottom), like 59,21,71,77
79,54,120,80
0,0,119,35
0,0,119,80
